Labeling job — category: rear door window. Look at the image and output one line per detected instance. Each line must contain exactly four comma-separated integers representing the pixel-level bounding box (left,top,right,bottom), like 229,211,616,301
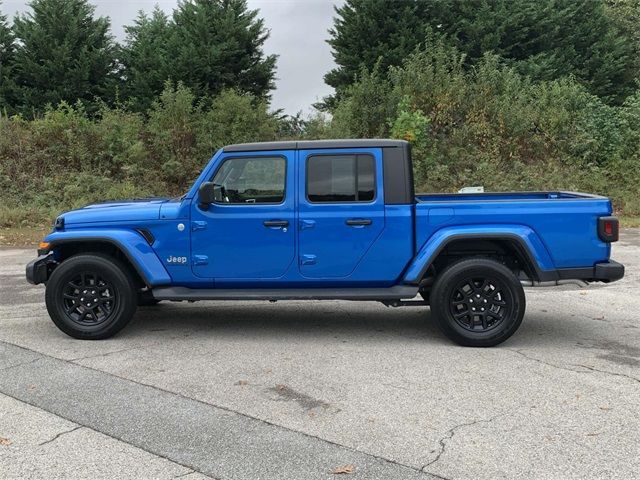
306,154,375,203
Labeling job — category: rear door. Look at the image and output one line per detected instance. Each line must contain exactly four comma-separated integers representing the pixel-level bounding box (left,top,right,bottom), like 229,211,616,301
191,151,295,279
297,148,385,278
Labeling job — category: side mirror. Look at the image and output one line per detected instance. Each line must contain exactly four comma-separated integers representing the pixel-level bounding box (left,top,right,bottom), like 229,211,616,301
198,182,217,207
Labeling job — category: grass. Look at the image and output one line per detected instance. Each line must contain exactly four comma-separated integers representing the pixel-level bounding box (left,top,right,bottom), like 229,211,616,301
0,227,50,248
620,216,640,228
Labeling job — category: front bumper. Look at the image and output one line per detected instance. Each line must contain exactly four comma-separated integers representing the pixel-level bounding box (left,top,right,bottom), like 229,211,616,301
26,253,57,285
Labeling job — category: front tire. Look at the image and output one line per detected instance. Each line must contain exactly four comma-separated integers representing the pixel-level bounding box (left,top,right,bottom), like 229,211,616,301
430,258,525,347
45,254,138,339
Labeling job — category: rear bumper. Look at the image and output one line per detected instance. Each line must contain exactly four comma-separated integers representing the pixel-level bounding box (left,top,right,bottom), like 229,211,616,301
593,260,625,283
555,259,625,283
26,253,57,285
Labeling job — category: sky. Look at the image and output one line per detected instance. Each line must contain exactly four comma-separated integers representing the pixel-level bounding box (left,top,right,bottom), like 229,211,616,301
2,0,342,115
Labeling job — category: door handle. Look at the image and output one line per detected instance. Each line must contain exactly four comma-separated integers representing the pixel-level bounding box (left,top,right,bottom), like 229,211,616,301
299,219,316,230
263,220,289,228
346,218,372,226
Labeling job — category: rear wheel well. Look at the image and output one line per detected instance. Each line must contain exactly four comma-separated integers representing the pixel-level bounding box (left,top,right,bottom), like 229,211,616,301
52,241,147,289
423,238,538,285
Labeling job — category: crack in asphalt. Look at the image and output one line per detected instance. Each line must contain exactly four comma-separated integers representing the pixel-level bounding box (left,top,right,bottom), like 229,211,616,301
174,470,219,479
68,343,160,362
1,387,213,479
506,348,640,386
0,339,435,479
572,364,640,385
381,381,412,391
38,426,83,446
421,414,505,473
173,469,197,479
0,357,41,372
505,348,586,373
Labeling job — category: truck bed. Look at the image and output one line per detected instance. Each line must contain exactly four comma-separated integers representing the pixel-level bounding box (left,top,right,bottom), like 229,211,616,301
413,191,612,270
415,191,604,202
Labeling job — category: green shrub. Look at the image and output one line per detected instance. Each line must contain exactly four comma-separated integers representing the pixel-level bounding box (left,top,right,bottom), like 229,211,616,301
0,82,282,226
0,59,639,229
327,37,640,215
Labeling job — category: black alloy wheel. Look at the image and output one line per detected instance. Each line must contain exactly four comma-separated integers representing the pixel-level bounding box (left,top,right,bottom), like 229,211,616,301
45,254,138,339
62,272,118,326
429,257,526,347
449,276,512,333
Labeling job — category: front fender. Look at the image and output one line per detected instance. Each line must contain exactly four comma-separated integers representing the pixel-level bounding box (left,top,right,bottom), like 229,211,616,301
44,229,172,286
402,224,556,284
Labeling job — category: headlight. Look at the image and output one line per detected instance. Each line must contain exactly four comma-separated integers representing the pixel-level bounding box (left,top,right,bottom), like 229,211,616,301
54,216,65,231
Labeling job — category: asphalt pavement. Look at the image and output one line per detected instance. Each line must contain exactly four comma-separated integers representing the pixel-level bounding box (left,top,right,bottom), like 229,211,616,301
0,230,638,479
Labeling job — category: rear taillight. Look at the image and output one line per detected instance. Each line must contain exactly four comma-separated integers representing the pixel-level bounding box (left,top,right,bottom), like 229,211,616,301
598,216,619,242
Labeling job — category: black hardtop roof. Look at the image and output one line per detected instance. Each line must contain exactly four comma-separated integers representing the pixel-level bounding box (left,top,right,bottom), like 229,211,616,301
223,139,408,152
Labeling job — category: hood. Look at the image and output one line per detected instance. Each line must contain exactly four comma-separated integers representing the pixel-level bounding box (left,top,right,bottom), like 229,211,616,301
60,197,170,225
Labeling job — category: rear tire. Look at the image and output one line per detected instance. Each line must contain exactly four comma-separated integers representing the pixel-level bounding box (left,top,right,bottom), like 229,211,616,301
430,257,525,347
45,254,137,339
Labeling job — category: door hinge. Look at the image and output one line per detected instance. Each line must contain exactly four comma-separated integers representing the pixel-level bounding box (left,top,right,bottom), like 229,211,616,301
300,254,317,266
192,221,207,231
192,255,209,266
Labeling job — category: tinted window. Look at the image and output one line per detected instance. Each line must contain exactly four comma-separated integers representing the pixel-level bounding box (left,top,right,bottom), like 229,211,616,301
212,156,285,204
307,154,375,203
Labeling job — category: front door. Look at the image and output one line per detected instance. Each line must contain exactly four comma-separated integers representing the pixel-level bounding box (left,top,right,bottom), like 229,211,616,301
298,148,385,278
191,152,295,279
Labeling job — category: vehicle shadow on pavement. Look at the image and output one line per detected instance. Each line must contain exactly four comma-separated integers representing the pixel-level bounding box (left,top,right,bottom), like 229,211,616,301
121,301,596,348
13,284,621,349
126,301,450,344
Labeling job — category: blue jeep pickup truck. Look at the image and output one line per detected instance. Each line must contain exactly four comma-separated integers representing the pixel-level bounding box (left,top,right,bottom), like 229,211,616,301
26,139,624,346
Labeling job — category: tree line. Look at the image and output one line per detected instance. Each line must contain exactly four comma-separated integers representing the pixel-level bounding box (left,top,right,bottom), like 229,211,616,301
0,0,275,116
0,0,639,228
3,0,638,116
324,0,640,107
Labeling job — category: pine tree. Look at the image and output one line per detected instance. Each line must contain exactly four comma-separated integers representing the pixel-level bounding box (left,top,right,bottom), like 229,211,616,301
324,0,426,102
12,0,117,116
436,0,636,104
605,0,640,88
168,0,276,100
121,7,173,112
0,2,16,114
325,0,637,106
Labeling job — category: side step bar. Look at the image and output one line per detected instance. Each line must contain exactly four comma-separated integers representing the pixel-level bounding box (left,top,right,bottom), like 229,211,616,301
151,285,419,301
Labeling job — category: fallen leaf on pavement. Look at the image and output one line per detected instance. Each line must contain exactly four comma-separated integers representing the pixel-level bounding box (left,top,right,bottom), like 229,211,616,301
235,380,249,386
0,437,12,446
331,464,355,474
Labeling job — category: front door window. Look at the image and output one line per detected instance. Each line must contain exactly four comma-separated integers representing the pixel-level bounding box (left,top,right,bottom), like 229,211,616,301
212,156,286,204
